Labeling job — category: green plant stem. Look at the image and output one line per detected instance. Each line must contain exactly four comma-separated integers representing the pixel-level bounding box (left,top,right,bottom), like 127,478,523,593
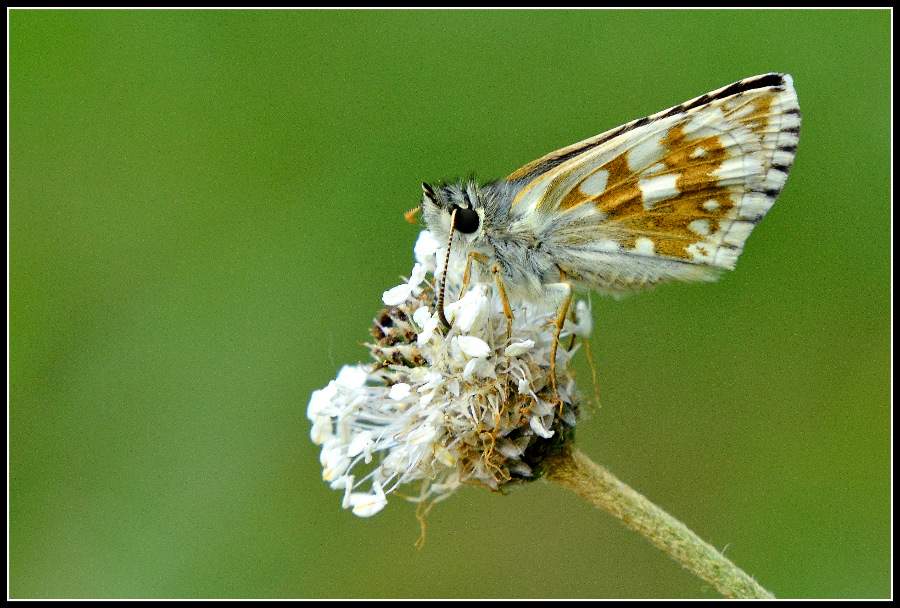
544,445,775,599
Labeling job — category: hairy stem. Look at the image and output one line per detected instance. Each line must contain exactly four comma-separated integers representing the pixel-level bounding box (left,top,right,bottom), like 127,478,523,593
544,446,774,599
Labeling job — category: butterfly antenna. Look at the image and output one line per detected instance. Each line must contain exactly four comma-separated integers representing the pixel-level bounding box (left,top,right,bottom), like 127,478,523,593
437,209,457,330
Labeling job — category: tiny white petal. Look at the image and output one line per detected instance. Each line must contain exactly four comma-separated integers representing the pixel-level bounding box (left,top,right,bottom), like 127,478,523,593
340,475,355,508
417,315,440,346
336,365,368,388
446,286,488,332
462,358,480,380
529,415,555,439
309,416,334,445
517,376,532,394
388,383,412,400
418,371,444,392
504,340,535,357
409,263,427,287
382,283,413,306
307,383,338,419
350,483,388,518
322,455,351,482
456,336,491,358
347,430,374,457
330,474,350,490
413,306,432,328
330,475,353,493
414,230,441,268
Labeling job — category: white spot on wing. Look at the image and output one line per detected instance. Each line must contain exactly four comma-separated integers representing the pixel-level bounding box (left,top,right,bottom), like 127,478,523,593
688,219,711,236
633,237,655,256
626,135,666,172
593,239,621,252
638,173,680,208
579,169,609,196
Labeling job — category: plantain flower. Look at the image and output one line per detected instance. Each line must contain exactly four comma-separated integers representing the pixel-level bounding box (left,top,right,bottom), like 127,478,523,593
307,231,590,517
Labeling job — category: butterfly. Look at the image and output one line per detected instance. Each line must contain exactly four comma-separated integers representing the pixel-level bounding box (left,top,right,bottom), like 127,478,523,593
413,73,800,389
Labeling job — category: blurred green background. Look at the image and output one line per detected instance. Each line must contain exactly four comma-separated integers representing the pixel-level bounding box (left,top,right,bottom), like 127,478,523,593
10,9,889,599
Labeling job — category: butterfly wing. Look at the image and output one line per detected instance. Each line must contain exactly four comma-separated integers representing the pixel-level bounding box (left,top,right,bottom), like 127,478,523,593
506,73,800,287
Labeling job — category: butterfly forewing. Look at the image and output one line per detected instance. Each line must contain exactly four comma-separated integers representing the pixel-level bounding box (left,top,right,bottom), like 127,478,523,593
506,73,800,274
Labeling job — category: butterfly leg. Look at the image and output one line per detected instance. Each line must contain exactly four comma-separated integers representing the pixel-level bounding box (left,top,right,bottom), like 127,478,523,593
567,306,578,351
461,251,490,295
547,274,573,410
487,264,516,392
490,264,514,342
464,251,515,337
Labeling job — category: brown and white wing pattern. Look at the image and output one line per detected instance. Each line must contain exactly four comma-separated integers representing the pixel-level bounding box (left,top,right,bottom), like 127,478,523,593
507,73,800,275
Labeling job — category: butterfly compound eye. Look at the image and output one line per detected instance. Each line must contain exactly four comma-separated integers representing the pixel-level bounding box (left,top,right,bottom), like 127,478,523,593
452,206,480,234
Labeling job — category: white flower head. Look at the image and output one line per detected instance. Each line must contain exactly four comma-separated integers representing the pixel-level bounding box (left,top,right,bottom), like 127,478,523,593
307,230,589,516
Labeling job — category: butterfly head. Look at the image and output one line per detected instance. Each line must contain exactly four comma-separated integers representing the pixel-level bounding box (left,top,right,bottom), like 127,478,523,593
420,181,486,249
420,180,493,329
